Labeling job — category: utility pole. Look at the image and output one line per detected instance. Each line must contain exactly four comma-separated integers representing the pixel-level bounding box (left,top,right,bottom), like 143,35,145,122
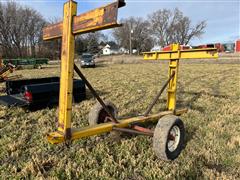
129,29,133,55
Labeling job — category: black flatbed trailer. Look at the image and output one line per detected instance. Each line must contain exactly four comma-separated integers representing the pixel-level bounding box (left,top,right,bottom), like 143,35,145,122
0,77,86,109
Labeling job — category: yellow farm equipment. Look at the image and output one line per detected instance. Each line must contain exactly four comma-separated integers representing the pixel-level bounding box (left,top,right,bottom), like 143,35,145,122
43,0,218,160
0,58,21,82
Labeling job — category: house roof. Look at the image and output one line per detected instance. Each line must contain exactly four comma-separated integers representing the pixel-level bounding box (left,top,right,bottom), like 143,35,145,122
105,44,110,48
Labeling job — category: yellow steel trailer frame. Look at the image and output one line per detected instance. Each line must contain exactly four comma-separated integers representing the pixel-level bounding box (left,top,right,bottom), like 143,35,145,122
43,0,218,145
143,44,218,111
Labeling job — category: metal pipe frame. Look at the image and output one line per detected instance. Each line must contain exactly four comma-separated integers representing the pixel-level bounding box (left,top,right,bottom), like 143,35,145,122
57,1,77,140
113,127,153,136
47,110,187,144
142,47,218,60
43,0,217,145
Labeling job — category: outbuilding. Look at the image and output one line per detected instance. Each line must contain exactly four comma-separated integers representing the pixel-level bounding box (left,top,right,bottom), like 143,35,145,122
102,44,111,55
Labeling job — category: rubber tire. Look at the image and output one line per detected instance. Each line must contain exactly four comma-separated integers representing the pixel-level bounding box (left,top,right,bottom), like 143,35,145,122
153,115,185,161
88,101,118,126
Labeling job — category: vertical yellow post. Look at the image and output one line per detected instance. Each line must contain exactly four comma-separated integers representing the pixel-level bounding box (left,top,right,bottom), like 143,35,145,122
167,44,180,111
58,0,77,139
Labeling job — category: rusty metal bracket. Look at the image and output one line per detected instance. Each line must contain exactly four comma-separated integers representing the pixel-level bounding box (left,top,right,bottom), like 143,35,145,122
132,125,153,134
113,127,153,136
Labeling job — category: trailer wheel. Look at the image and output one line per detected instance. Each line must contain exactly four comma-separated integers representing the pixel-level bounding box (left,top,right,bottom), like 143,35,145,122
88,101,118,125
153,115,185,161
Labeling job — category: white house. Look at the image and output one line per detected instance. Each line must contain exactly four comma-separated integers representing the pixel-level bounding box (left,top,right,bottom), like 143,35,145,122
132,49,137,54
102,44,111,55
119,47,129,54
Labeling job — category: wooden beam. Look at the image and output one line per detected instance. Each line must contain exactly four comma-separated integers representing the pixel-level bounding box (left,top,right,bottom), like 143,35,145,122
43,1,124,40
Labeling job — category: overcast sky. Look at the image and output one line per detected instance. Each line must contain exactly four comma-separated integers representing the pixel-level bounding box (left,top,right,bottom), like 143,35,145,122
2,0,239,45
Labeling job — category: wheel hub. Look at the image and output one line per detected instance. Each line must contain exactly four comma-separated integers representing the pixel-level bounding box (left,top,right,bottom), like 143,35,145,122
167,125,181,152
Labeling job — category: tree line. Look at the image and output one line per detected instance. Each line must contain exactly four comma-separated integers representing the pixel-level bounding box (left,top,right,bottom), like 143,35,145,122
0,1,206,59
0,1,46,58
113,8,206,53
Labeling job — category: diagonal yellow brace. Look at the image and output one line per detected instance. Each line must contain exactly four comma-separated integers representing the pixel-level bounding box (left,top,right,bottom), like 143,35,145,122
57,0,77,139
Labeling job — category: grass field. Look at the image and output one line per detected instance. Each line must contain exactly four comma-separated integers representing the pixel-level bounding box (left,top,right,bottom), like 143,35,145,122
0,56,239,179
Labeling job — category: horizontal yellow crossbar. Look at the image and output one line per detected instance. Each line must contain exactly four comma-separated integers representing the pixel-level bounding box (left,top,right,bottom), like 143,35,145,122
43,1,124,40
47,109,187,144
143,48,218,60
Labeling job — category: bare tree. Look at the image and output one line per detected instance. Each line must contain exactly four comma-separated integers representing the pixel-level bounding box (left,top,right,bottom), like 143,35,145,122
25,8,46,57
75,32,103,55
85,32,102,53
39,17,62,60
148,8,206,47
0,1,46,58
113,17,154,53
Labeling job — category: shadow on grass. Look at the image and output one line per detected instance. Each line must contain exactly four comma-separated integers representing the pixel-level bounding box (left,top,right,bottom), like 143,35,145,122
183,125,197,150
41,65,60,69
79,63,110,69
177,90,232,113
85,89,109,100
94,63,109,68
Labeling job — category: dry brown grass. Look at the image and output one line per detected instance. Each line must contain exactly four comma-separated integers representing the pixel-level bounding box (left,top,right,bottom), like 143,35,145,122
0,55,239,179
